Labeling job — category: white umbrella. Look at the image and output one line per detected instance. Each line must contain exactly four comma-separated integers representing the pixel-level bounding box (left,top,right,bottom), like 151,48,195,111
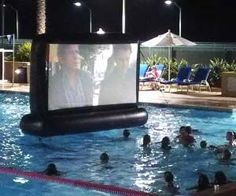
141,30,196,79
141,29,196,47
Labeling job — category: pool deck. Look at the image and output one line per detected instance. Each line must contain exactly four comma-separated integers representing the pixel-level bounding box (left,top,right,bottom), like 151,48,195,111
0,83,30,93
1,83,236,110
139,87,236,111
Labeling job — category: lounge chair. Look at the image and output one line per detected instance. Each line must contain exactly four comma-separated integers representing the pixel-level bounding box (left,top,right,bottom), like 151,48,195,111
177,67,211,91
140,63,165,90
139,63,149,89
160,66,192,91
139,63,149,81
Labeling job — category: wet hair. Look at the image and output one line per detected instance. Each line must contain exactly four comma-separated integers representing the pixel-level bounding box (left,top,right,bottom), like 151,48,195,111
227,131,236,140
200,140,207,148
179,126,186,132
164,171,174,183
143,134,151,146
162,136,170,144
123,129,130,138
198,173,210,191
100,152,109,163
222,149,231,160
161,136,170,148
185,126,192,134
44,163,58,176
214,171,227,185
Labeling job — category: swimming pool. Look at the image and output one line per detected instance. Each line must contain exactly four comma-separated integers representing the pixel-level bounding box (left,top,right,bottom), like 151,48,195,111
1,92,236,195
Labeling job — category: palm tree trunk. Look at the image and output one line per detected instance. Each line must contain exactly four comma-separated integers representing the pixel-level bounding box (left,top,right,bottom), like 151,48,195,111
36,0,46,34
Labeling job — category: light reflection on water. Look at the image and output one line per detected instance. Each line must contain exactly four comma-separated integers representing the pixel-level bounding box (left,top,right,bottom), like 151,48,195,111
0,93,236,195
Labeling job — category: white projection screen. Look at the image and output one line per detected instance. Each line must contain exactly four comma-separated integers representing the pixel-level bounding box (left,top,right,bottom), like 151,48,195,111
48,43,138,110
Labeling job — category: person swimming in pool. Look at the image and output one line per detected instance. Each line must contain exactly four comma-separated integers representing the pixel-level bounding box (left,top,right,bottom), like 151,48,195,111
43,163,61,176
99,152,113,169
100,152,109,164
123,129,130,139
141,134,151,147
163,171,180,195
175,126,186,140
226,131,236,147
214,171,229,186
218,149,232,161
209,131,236,155
187,173,212,192
177,127,195,147
161,136,171,151
200,140,207,149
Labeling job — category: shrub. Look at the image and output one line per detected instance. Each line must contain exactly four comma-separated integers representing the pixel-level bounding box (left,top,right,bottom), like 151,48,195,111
5,42,32,62
209,58,236,87
15,42,31,62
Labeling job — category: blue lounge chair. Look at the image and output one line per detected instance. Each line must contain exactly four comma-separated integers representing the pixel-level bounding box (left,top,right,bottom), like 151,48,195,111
139,63,149,89
139,63,149,81
177,67,211,91
160,66,192,91
140,63,165,90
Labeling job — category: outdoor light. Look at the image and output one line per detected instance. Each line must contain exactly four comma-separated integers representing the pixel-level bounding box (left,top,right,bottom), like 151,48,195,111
74,1,92,33
164,0,182,37
74,2,81,7
15,69,21,75
96,28,105,35
164,0,172,5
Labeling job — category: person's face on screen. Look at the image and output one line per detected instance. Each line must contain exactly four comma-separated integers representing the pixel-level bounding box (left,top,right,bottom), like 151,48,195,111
113,45,132,69
58,45,83,70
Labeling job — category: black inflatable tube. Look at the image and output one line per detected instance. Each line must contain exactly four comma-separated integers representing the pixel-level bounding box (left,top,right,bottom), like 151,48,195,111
20,107,148,137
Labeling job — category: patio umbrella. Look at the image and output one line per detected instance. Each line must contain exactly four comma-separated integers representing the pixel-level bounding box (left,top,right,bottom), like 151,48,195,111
141,29,196,47
141,30,196,79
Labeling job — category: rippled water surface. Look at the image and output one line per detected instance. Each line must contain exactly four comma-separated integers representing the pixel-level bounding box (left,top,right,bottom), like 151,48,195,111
1,93,236,195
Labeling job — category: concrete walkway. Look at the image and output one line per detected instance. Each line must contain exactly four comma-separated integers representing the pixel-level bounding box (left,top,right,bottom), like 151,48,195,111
1,83,236,110
0,83,29,93
139,87,236,110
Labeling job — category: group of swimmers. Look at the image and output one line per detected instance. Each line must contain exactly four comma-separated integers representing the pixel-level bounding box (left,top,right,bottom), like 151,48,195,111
199,130,236,161
139,126,236,194
165,169,232,194
161,128,236,194
41,128,236,194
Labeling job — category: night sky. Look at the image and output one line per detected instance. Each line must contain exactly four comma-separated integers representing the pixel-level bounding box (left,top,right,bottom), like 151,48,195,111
3,0,236,42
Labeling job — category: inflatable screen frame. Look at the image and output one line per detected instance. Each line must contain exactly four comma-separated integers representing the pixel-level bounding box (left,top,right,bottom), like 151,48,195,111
20,34,148,137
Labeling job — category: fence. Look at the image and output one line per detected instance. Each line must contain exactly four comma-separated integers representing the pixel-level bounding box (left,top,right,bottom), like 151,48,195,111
140,42,236,65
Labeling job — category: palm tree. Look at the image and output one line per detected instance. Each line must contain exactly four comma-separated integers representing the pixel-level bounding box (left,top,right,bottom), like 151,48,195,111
36,0,46,34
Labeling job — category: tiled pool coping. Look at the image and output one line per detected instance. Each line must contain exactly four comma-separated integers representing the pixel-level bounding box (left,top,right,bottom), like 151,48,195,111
139,102,236,113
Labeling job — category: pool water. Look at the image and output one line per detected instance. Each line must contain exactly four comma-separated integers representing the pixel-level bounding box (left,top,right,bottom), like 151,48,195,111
1,92,236,195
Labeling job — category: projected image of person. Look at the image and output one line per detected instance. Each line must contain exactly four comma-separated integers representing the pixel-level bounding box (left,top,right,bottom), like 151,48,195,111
99,44,136,105
48,44,93,110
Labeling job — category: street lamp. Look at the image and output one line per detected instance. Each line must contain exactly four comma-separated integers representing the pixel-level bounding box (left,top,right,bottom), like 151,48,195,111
3,4,19,40
74,1,92,33
122,0,125,34
164,0,182,37
1,0,5,36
